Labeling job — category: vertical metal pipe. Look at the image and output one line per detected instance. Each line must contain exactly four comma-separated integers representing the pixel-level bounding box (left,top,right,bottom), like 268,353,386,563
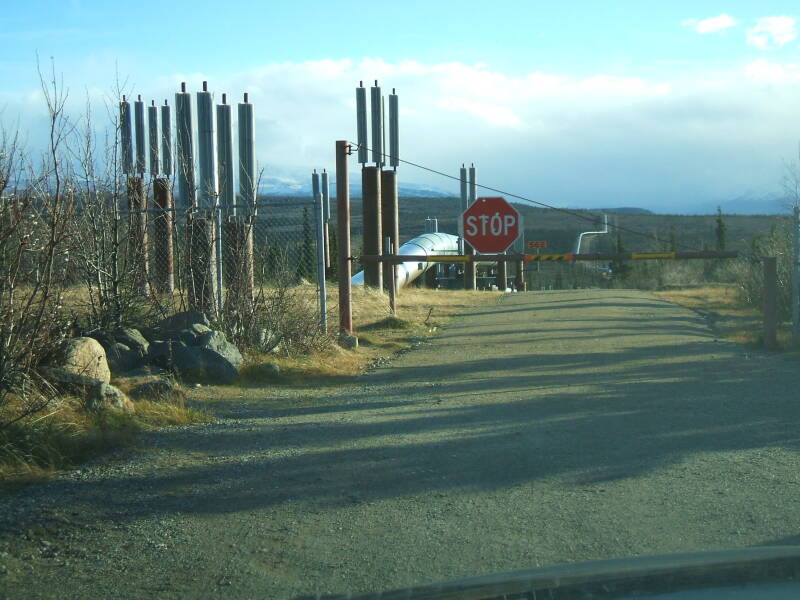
370,81,382,165
793,206,800,346
764,256,778,349
336,141,353,334
515,259,526,291
238,93,256,214
322,169,331,270
119,96,133,175
196,82,216,209
381,169,399,291
314,172,327,333
126,176,148,294
134,96,145,175
458,164,467,254
497,260,508,291
388,90,399,168
153,178,175,293
464,163,477,289
160,100,172,177
148,101,159,176
381,95,386,168
175,82,195,209
468,163,477,204
362,166,382,288
216,95,234,215
356,82,368,164
386,237,397,315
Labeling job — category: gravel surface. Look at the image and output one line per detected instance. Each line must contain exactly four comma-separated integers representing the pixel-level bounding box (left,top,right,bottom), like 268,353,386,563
2,289,800,599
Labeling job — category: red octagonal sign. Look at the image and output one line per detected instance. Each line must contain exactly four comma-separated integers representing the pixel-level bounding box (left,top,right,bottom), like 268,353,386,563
462,196,521,253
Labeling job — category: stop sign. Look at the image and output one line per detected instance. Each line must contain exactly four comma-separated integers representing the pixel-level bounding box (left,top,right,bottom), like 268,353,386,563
462,196,521,253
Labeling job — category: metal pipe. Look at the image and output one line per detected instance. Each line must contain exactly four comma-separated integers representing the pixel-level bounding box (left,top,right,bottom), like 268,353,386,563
458,164,467,254
575,214,609,254
175,82,195,209
153,178,175,293
381,169,399,291
465,163,477,289
362,165,382,288
314,170,327,333
216,95,234,215
134,96,145,175
356,82,368,164
322,169,331,270
196,82,216,209
353,232,460,289
119,96,133,175
370,81,382,165
336,140,353,334
148,101,159,176
388,89,399,168
238,93,255,214
160,100,172,177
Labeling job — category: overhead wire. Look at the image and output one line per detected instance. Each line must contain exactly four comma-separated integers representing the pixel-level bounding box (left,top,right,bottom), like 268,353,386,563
350,142,712,255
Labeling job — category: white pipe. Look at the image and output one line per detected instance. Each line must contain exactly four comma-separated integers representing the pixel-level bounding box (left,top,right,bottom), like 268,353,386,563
353,232,460,289
575,214,608,254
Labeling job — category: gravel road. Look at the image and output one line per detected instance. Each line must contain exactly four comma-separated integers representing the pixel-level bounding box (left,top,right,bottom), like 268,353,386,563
2,289,800,599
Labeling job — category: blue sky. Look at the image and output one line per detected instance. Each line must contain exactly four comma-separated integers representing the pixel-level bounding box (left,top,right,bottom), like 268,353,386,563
2,1,800,212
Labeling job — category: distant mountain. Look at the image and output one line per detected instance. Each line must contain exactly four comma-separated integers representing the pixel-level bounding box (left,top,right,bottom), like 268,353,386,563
258,173,450,198
598,207,654,215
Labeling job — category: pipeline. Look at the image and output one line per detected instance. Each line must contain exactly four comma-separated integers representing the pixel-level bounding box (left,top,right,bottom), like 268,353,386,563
352,232,460,289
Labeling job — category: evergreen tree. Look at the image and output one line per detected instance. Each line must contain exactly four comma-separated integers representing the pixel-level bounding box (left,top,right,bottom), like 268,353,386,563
715,207,728,251
668,225,678,252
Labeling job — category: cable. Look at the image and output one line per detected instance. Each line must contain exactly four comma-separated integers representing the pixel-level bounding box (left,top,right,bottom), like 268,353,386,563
349,142,708,254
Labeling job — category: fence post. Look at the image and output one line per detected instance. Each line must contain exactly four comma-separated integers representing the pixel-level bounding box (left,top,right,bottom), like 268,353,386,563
336,141,353,334
792,206,800,346
515,258,526,291
764,256,778,349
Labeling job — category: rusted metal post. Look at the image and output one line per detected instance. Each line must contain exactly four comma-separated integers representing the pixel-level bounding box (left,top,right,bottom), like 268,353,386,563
381,169,399,292
336,141,353,334
464,245,476,290
497,257,508,290
126,176,148,295
187,212,215,314
361,166,382,288
222,217,254,306
152,178,174,294
763,256,778,349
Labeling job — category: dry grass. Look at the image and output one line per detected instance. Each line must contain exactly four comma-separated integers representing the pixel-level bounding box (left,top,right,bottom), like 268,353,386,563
0,388,209,490
240,286,502,386
656,284,791,347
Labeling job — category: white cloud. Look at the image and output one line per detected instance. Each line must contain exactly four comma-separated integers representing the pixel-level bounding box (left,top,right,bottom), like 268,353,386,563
3,57,800,210
747,16,797,50
683,14,738,34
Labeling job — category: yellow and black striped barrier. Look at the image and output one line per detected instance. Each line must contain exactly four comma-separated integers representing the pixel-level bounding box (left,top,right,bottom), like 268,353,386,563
358,251,737,263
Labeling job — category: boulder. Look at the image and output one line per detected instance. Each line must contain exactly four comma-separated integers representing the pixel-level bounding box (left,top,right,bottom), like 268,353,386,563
189,323,212,337
158,311,210,334
113,327,149,356
53,337,110,383
198,331,243,368
197,348,239,384
87,383,134,413
38,366,103,393
129,379,185,402
338,332,359,350
105,342,143,375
